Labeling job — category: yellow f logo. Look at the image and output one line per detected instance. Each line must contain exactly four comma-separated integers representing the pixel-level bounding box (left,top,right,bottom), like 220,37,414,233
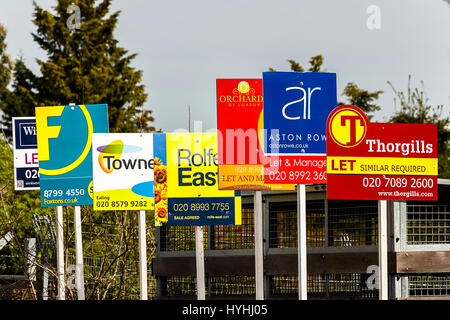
35,106,64,161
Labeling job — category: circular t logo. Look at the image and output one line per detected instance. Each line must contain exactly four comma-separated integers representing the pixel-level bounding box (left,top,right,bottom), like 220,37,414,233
328,105,368,148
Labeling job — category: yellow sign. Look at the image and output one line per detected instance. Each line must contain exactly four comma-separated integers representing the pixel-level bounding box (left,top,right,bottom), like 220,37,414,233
154,132,241,226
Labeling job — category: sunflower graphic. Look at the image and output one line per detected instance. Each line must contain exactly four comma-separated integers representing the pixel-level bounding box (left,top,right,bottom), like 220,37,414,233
155,183,168,204
154,157,168,225
156,205,168,223
155,166,167,184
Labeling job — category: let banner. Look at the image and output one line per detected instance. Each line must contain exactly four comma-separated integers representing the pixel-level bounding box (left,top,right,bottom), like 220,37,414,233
92,133,155,211
216,78,294,191
326,105,438,201
263,71,337,184
36,104,109,207
12,117,40,190
153,132,241,226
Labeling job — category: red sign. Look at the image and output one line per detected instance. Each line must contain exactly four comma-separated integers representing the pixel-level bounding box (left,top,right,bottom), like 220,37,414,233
326,105,438,201
264,155,327,184
216,79,294,191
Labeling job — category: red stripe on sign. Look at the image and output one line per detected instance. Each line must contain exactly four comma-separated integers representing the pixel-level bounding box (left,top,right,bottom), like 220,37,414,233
264,155,327,184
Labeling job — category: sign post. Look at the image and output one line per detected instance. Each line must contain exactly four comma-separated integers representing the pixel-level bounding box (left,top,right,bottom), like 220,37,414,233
138,210,148,300
67,102,85,300
254,190,264,300
153,132,242,299
36,104,109,300
326,105,438,300
263,72,337,299
216,79,295,299
73,205,85,300
91,133,155,300
195,225,206,300
188,106,206,301
378,200,388,300
297,184,307,300
55,206,65,300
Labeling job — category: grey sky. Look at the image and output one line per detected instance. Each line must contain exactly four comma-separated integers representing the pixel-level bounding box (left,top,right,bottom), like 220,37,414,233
0,0,449,131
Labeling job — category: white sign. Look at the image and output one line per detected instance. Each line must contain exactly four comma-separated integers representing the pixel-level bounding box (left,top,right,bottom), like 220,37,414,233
92,133,155,211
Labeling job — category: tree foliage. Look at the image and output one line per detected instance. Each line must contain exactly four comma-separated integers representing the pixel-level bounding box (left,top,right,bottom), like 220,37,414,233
0,0,157,299
0,0,155,137
388,75,450,178
269,55,383,119
0,24,14,137
342,82,383,120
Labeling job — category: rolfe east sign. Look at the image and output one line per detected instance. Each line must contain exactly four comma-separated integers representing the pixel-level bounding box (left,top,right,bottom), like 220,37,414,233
326,105,438,201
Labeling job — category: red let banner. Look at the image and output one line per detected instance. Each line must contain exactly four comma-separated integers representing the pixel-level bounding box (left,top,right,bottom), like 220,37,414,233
326,105,438,201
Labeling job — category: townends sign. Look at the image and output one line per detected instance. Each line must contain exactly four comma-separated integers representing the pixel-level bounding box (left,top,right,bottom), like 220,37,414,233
326,105,438,201
92,133,155,211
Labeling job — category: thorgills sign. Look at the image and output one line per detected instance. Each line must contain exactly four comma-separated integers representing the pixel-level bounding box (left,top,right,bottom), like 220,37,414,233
326,105,438,201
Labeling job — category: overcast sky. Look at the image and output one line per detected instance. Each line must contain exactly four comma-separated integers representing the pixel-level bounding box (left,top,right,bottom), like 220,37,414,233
0,0,449,131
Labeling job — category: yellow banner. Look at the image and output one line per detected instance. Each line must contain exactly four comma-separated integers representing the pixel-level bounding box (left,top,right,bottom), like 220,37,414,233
327,156,438,176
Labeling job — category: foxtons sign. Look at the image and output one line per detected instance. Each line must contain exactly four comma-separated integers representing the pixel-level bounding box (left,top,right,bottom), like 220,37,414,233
326,105,438,200
35,104,109,206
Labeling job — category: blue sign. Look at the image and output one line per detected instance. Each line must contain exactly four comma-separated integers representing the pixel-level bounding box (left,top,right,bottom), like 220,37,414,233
13,118,37,149
168,197,237,226
36,104,109,207
12,117,40,190
263,72,337,155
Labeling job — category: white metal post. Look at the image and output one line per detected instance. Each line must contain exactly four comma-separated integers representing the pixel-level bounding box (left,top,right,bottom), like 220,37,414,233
25,238,37,282
195,226,206,300
297,184,307,300
138,210,148,300
254,190,264,300
74,206,85,300
43,267,49,300
55,206,65,300
378,200,388,300
189,105,206,300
